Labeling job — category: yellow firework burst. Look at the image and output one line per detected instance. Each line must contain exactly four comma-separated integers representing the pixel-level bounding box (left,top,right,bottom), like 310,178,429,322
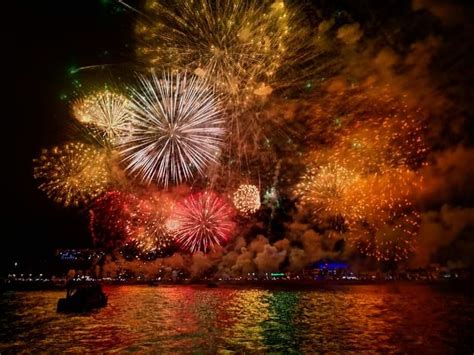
72,90,132,147
135,0,294,104
33,142,111,207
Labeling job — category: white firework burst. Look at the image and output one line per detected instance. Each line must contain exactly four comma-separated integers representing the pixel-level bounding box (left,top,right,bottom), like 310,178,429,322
119,72,225,185
232,184,261,215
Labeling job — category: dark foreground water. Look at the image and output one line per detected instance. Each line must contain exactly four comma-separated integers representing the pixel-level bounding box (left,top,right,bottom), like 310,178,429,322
1,284,473,353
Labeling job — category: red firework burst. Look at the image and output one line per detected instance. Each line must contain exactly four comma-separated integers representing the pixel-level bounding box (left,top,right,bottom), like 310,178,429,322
89,190,176,256
124,192,175,257
89,191,140,250
167,191,236,253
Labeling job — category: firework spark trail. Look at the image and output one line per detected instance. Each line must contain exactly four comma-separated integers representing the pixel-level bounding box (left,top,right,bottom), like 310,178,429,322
119,72,225,186
168,191,235,253
33,142,111,207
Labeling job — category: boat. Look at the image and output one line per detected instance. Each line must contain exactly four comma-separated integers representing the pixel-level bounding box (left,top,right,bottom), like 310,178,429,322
57,282,107,313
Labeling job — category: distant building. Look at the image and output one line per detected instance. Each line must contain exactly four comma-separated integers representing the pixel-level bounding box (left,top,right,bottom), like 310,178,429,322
306,260,350,280
55,249,105,277
56,249,105,262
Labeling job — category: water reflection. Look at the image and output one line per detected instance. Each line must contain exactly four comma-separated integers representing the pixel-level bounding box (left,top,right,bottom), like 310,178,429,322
0,284,472,353
224,289,271,352
262,291,300,352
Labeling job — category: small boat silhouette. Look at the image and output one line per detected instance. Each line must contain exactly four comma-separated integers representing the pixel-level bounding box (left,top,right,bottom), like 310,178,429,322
57,282,107,313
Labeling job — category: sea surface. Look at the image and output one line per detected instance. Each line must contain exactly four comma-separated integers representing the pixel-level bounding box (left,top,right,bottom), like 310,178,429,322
0,283,473,353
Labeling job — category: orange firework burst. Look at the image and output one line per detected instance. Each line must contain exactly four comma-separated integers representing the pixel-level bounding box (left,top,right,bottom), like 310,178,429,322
297,145,423,260
346,167,422,261
294,163,363,224
296,83,428,261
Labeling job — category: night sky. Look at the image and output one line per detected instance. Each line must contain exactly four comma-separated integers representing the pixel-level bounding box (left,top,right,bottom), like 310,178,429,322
7,0,138,267
6,0,474,271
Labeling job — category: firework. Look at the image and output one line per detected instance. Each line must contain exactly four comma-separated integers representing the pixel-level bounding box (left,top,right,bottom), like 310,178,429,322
295,150,422,260
33,142,111,207
352,210,420,262
294,84,427,254
72,90,132,147
89,191,139,250
90,190,175,256
119,72,225,186
232,184,261,215
135,0,296,104
131,0,337,169
306,84,429,174
124,193,175,257
347,167,422,261
167,191,235,253
332,116,427,174
294,163,363,223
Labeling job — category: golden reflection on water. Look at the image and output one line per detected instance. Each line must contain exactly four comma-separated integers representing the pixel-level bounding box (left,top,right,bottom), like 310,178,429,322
0,284,472,353
224,289,271,352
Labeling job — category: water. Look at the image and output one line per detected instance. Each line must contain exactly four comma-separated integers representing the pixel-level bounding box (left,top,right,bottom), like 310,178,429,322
1,284,473,353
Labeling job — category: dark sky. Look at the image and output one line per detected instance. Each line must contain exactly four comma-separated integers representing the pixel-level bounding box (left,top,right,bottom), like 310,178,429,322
6,0,138,267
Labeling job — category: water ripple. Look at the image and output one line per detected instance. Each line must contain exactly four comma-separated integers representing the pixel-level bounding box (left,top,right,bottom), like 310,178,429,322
0,284,473,353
